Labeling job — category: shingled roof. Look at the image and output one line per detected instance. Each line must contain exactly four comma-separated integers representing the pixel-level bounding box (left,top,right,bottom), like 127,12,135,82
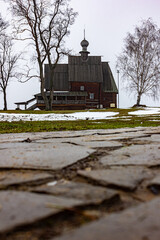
45,64,69,91
68,56,103,83
45,59,117,93
102,62,118,93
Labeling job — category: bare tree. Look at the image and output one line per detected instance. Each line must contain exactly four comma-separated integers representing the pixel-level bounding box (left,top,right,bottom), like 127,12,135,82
7,0,77,110
117,19,160,106
0,35,21,110
0,14,7,34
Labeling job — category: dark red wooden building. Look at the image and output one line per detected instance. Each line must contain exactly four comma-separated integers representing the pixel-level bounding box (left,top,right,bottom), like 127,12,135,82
15,38,118,110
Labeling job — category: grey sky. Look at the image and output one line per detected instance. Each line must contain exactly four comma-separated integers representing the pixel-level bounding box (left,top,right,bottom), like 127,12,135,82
0,0,160,109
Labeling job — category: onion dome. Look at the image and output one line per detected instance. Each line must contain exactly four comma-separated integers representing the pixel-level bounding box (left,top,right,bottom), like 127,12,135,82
79,32,90,60
81,39,89,48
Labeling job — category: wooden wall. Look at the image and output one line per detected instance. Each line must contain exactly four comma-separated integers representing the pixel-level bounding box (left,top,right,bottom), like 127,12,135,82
101,93,117,108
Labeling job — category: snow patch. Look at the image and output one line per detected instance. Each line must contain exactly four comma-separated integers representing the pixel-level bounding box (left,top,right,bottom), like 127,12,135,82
129,108,160,116
0,111,119,122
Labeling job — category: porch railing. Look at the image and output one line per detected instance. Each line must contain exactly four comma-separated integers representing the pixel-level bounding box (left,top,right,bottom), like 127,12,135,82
37,100,86,105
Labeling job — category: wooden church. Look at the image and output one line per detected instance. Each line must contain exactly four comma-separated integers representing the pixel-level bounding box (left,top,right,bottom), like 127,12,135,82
15,37,118,110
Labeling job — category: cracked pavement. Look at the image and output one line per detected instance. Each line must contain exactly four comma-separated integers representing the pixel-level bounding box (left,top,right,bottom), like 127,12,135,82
0,126,160,240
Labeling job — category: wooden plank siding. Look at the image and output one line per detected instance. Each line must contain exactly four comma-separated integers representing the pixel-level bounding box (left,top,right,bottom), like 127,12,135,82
101,93,117,108
71,82,101,108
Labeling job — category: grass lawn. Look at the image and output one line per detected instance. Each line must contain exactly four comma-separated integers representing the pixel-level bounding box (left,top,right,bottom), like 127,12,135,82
0,109,159,134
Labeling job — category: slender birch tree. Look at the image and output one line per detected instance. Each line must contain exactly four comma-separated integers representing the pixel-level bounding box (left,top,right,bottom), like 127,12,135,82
117,19,160,106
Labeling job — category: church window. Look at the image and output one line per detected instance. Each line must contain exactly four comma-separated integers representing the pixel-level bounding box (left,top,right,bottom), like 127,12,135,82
80,86,84,91
89,93,94,99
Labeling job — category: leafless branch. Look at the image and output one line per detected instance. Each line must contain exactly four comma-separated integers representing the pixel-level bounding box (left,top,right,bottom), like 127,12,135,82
6,0,77,110
117,18,160,106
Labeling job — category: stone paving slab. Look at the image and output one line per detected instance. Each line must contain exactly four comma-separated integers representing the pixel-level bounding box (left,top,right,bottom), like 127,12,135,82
37,137,123,148
33,180,119,204
100,144,160,167
0,127,152,143
98,132,150,141
145,128,160,134
131,134,160,144
0,142,95,170
78,167,148,191
0,191,83,233
65,136,123,148
0,130,113,143
0,132,55,143
53,197,160,240
0,171,53,188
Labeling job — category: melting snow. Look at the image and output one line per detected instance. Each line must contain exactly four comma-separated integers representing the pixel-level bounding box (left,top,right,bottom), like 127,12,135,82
0,111,119,122
129,108,160,116
0,107,159,122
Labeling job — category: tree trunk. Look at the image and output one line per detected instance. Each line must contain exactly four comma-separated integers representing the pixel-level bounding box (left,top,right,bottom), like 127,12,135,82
39,61,50,110
48,68,55,111
3,88,7,111
41,82,50,111
49,89,53,111
136,94,141,106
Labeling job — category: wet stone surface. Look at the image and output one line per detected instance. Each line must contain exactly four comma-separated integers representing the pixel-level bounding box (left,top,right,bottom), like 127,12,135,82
37,136,123,149
78,167,149,191
0,171,53,188
0,126,160,240
33,180,119,204
53,197,160,240
0,142,95,170
0,191,83,233
100,144,160,167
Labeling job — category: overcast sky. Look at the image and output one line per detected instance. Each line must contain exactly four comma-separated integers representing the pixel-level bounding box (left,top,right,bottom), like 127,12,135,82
0,0,160,109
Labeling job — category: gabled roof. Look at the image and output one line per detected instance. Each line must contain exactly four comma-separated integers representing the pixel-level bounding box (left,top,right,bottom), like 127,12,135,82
68,56,103,83
45,64,69,91
44,58,118,93
102,62,118,93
